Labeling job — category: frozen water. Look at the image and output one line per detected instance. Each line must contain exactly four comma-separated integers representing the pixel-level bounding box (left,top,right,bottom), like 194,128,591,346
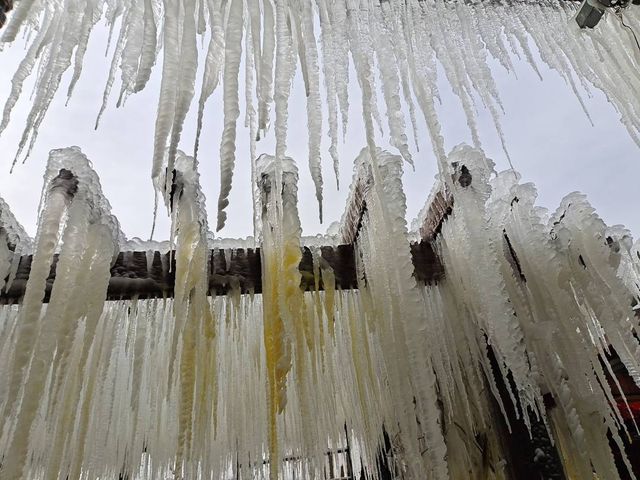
0,1,639,478
0,0,638,219
0,144,639,478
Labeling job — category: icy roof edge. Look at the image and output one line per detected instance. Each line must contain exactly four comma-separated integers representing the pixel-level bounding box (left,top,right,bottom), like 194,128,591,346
119,234,343,252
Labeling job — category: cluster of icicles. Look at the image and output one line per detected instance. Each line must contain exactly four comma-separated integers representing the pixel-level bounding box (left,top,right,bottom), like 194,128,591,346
1,0,640,229
0,145,640,479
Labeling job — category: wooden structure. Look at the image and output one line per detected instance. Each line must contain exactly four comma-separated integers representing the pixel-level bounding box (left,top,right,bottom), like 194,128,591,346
0,167,444,304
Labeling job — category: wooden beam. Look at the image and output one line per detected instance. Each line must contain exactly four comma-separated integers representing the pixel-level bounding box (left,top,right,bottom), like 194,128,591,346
0,156,449,303
339,172,370,245
419,188,454,241
0,240,442,304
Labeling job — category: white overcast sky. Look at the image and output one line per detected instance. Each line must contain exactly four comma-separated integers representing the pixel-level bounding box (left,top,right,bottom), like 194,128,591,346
0,22,638,242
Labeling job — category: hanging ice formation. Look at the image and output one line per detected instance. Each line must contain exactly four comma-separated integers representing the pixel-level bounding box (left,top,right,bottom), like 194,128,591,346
1,0,640,223
1,0,640,479
0,143,639,479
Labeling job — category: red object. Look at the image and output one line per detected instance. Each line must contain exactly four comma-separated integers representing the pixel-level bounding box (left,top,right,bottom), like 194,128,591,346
617,398,640,421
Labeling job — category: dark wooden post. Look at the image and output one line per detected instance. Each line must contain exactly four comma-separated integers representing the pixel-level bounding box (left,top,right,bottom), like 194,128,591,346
344,424,355,480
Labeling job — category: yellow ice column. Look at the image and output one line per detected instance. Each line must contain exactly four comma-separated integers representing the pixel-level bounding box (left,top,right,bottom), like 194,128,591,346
168,152,213,477
257,154,305,480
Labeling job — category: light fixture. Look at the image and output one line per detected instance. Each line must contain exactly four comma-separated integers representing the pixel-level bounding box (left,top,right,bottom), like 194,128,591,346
576,0,639,28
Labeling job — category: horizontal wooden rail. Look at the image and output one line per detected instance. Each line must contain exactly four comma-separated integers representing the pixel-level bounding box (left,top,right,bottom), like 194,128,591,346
0,240,443,304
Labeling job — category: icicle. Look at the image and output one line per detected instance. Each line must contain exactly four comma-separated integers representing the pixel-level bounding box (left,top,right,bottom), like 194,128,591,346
0,0,38,43
66,0,102,102
165,0,198,193
0,2,639,479
0,196,33,292
328,0,350,141
257,154,301,480
1,175,71,449
1,140,639,478
258,0,275,135
0,9,54,138
373,5,413,166
0,0,639,215
194,0,225,159
133,0,159,92
116,0,146,106
216,0,243,231
315,0,340,188
273,0,296,196
96,2,134,128
151,0,181,191
298,0,324,222
244,10,260,238
8,0,86,168
351,147,449,479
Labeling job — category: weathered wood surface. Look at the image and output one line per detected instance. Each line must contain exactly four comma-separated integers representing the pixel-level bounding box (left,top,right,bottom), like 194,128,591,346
0,241,442,303
419,188,454,241
339,175,370,245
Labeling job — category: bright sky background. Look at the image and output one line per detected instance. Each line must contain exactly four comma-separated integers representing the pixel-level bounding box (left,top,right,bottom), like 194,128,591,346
0,22,638,242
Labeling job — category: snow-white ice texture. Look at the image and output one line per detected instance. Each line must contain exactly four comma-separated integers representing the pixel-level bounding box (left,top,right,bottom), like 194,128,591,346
1,0,640,222
1,144,640,479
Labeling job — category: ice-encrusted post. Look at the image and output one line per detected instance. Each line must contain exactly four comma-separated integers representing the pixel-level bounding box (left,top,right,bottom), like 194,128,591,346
432,146,570,479
256,153,306,480
348,147,449,479
0,166,80,479
162,151,211,478
0,147,126,480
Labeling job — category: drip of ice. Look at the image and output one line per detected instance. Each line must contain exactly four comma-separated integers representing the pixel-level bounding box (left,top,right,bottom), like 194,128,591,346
0,0,639,221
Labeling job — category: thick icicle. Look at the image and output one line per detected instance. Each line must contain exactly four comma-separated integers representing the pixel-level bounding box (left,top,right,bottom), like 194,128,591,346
298,0,324,221
194,0,225,159
257,154,300,480
215,0,242,231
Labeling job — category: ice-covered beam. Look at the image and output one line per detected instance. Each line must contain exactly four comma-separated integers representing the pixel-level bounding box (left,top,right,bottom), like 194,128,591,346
418,188,454,240
0,193,32,252
0,149,448,302
342,153,470,247
414,163,476,241
0,191,32,294
339,167,370,245
0,240,442,303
